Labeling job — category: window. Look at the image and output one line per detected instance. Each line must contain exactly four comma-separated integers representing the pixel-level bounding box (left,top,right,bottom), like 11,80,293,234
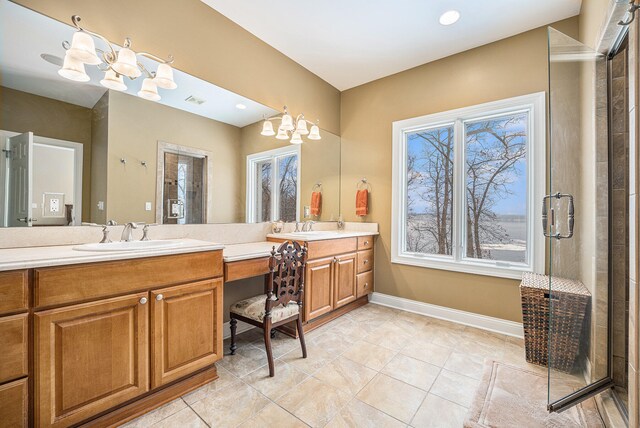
392,93,545,279
246,145,300,223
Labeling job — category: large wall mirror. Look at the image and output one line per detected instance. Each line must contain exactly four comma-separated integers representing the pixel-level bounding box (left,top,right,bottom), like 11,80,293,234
0,0,341,227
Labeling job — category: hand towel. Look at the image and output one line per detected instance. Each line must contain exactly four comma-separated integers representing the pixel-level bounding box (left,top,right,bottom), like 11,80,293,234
356,189,369,216
311,191,322,216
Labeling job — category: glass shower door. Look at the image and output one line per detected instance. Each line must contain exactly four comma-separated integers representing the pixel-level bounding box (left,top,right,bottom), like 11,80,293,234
547,27,613,411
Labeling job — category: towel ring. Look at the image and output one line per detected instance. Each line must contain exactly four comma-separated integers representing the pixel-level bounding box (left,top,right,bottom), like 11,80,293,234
313,182,323,192
357,178,372,192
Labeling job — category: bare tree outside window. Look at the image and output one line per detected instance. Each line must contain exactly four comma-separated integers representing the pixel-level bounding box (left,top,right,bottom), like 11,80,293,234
278,154,298,222
257,161,272,222
406,125,454,255
404,113,528,263
465,113,527,262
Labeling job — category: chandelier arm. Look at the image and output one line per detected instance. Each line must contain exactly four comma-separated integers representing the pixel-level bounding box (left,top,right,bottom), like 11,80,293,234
137,62,155,79
137,52,175,65
71,15,118,63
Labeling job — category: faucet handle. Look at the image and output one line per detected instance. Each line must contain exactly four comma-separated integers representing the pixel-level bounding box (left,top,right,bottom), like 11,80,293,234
141,223,157,241
81,223,112,243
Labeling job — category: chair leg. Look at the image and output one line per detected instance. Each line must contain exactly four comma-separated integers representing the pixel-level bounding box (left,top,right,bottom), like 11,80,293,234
264,325,275,377
296,316,307,359
229,318,237,355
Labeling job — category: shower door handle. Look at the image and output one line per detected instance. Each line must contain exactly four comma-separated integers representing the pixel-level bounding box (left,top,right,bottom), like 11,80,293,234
542,192,575,239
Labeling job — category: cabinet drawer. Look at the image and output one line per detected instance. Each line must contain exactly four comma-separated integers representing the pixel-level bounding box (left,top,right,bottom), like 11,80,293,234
0,313,28,384
0,378,28,428
306,238,357,260
357,249,374,274
357,236,374,251
0,270,29,316
34,250,223,308
357,271,374,298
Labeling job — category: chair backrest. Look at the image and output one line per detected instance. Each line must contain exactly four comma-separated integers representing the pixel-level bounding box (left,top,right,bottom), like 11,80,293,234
267,241,308,310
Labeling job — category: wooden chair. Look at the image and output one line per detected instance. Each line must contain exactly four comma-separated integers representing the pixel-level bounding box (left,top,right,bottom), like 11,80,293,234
229,241,308,377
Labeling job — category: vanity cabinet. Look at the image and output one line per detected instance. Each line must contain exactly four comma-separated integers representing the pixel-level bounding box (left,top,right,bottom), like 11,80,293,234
0,250,224,428
269,235,375,330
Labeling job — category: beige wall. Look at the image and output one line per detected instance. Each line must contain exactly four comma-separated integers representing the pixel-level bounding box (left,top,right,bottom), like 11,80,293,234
340,18,579,322
12,0,341,135
239,122,341,222
0,86,92,221
90,92,109,224
579,0,612,49
103,90,242,224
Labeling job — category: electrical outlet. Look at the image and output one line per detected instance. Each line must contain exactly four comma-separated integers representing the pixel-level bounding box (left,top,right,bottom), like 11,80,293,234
304,205,310,218
145,202,152,211
50,198,60,212
97,201,104,210
43,193,65,218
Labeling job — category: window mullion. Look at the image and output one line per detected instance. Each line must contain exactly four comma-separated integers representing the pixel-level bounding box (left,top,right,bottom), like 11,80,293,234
453,119,464,263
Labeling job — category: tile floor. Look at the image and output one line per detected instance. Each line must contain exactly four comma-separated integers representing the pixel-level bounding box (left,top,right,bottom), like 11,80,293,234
122,303,549,428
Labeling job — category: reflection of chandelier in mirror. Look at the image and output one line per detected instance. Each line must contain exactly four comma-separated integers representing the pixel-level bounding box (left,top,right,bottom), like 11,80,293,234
57,15,177,101
260,106,321,144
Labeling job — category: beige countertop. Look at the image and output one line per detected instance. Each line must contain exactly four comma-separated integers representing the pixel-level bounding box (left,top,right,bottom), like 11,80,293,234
0,239,224,271
222,241,279,262
266,230,378,242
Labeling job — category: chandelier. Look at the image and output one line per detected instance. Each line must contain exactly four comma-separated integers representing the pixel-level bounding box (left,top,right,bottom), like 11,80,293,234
57,15,177,101
260,106,321,144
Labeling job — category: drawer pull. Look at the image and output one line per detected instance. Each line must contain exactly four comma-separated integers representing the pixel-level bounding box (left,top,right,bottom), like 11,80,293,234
139,297,148,305
364,241,369,245
365,283,369,287
363,259,369,264
156,294,164,301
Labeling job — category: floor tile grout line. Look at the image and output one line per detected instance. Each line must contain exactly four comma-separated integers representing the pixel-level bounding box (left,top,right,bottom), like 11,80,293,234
180,397,211,428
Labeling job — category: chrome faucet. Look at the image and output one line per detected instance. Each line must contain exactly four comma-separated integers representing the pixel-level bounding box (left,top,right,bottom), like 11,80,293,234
140,224,157,241
121,222,141,242
294,221,302,232
302,220,315,232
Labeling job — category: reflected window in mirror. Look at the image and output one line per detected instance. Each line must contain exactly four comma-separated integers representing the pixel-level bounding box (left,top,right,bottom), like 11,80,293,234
247,146,300,223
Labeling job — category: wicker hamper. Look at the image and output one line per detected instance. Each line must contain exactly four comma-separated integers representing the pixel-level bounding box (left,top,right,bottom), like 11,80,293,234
520,272,591,373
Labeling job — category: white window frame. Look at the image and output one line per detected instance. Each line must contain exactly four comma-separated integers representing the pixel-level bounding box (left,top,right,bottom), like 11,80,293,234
246,145,301,223
391,92,545,279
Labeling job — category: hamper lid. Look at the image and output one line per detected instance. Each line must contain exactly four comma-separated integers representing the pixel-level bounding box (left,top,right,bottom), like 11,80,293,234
520,272,591,296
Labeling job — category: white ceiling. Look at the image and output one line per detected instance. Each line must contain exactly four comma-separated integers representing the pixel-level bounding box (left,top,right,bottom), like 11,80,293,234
0,0,277,127
202,0,582,90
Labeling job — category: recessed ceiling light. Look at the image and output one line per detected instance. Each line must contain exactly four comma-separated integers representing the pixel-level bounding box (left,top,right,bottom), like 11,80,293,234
439,10,460,26
235,103,247,110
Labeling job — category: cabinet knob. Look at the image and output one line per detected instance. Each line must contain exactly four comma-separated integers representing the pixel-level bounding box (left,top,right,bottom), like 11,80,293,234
365,283,369,287
156,294,164,301
139,297,148,305
364,241,369,245
363,259,369,264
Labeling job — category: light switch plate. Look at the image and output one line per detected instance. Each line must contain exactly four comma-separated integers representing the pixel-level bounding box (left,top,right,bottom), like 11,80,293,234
97,201,104,210
145,202,152,211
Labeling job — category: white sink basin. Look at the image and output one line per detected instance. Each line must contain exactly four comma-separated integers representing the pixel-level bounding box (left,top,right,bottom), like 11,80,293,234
73,240,186,252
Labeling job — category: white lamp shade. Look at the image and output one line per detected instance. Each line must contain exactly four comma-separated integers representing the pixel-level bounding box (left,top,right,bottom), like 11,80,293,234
58,52,90,82
137,78,161,101
100,69,127,91
261,120,275,136
295,118,309,135
280,113,294,131
308,125,321,140
112,47,141,78
290,132,303,144
275,126,289,140
67,31,101,65
153,63,177,89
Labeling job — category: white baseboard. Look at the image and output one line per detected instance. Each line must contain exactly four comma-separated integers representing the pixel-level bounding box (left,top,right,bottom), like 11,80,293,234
369,292,524,338
223,320,256,340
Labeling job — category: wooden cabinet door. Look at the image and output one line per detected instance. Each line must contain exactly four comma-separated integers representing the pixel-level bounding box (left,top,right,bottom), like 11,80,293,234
34,293,149,428
333,253,357,308
0,378,28,428
305,257,335,321
150,279,223,388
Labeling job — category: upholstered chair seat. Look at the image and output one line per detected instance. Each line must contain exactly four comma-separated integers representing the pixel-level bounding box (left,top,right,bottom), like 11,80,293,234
230,294,300,323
